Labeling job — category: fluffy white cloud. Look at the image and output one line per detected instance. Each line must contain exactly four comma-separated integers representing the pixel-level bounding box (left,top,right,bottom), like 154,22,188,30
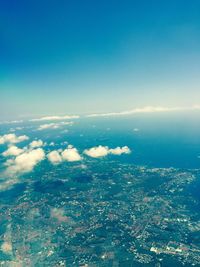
84,145,131,158
47,151,62,164
29,139,43,148
84,145,109,158
61,145,82,162
37,121,73,131
86,105,200,118
46,144,131,165
30,115,79,122
109,146,131,155
2,146,24,157
0,134,29,145
5,148,45,174
47,145,82,164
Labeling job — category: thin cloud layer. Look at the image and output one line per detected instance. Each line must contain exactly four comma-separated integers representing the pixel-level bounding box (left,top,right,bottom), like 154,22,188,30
86,105,200,118
30,115,79,122
0,178,19,192
37,121,73,131
38,123,60,130
0,120,23,125
0,134,29,145
84,145,131,158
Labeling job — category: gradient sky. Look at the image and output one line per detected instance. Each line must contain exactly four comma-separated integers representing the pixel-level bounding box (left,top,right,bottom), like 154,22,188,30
1,0,200,119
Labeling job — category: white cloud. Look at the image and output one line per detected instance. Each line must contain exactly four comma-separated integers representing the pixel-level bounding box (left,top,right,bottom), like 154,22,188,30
84,145,109,158
0,134,29,145
84,145,131,158
30,115,79,122
46,144,131,165
109,146,131,155
9,126,24,132
47,145,82,164
2,146,24,157
47,151,62,164
86,105,200,118
10,120,23,124
37,123,60,130
29,139,44,148
49,142,55,146
15,127,24,130
0,178,19,191
37,121,73,131
61,145,82,162
5,148,45,174
0,120,23,125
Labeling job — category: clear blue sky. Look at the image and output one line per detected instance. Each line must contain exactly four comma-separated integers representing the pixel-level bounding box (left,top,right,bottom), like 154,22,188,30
1,0,200,119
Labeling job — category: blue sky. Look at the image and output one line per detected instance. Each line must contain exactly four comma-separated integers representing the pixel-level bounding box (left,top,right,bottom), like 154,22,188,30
1,0,200,119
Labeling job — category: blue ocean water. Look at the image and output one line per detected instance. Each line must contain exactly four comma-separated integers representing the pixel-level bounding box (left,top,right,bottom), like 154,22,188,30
49,111,200,169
